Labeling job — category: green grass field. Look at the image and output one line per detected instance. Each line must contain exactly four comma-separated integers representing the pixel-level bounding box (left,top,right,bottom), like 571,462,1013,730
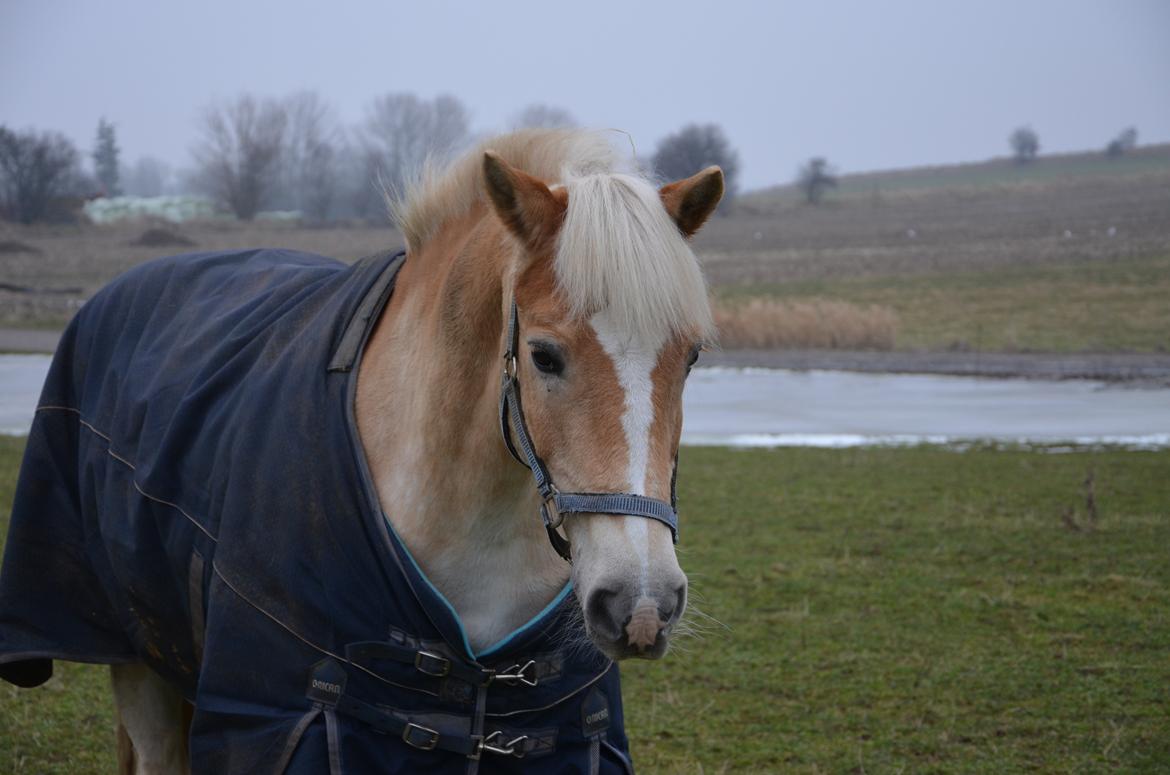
2,437,1168,772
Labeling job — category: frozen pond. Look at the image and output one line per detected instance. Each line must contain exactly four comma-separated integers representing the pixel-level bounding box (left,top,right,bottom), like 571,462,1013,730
682,367,1170,448
1,355,54,437
2,355,1168,447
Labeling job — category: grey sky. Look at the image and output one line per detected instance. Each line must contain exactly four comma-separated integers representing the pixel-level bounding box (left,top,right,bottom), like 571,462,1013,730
3,0,1167,190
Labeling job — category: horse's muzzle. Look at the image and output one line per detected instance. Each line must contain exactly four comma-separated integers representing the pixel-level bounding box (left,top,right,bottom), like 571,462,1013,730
584,578,687,660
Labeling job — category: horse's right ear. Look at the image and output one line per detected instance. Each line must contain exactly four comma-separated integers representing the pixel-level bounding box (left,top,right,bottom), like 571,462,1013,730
482,151,566,256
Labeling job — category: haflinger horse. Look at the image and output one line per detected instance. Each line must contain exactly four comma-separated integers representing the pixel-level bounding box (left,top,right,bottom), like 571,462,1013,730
0,129,723,773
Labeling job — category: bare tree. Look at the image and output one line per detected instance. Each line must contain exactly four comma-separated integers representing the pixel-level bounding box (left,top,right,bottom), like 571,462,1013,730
0,126,84,223
797,157,837,204
331,141,380,220
1106,127,1138,159
1009,126,1040,165
511,103,577,130
360,92,470,200
122,156,173,197
192,95,288,220
651,123,740,211
281,91,339,220
92,118,121,196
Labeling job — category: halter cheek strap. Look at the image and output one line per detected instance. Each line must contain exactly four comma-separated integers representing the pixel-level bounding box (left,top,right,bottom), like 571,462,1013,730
498,301,680,562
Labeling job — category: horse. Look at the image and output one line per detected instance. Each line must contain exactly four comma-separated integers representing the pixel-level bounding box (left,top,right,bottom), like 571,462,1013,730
0,128,723,773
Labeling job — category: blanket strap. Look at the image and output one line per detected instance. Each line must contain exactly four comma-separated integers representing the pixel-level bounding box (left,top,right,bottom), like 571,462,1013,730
345,641,541,688
310,675,543,759
335,691,536,758
328,250,407,372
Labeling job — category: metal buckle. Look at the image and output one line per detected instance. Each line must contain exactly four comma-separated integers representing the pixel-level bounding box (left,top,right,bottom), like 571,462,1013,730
503,353,517,380
478,730,529,758
541,490,563,530
494,659,538,687
402,722,440,751
414,650,451,678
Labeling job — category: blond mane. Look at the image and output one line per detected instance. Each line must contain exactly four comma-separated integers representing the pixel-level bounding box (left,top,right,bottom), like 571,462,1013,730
394,128,714,341
393,128,618,252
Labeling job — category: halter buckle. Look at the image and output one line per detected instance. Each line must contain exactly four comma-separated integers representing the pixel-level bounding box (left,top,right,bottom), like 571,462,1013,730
503,353,518,380
541,490,563,530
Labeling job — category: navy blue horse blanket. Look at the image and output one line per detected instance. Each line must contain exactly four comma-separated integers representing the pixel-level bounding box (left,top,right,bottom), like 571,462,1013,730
0,248,632,773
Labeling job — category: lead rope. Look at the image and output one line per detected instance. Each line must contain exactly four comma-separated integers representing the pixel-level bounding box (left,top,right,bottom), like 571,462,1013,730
498,301,680,562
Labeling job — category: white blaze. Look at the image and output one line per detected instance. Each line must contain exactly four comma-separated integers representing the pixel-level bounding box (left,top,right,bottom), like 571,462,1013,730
590,310,666,585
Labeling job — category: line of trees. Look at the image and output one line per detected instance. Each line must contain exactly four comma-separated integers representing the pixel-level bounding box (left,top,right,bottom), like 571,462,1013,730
194,95,748,221
191,93,593,221
3,94,1156,226
1,95,747,224
2,106,1153,224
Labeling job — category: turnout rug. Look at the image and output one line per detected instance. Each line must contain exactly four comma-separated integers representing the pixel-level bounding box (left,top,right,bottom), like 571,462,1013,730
0,248,632,773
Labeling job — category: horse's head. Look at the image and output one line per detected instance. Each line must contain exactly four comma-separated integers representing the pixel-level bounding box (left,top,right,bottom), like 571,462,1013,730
483,151,722,660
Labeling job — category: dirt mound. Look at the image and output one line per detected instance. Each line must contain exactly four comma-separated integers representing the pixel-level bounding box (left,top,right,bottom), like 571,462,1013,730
0,240,42,255
131,228,196,247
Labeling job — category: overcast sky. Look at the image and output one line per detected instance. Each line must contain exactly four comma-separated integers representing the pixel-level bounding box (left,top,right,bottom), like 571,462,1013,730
3,0,1168,190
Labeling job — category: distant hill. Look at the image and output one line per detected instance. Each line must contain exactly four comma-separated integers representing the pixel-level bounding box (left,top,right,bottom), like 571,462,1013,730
746,143,1170,203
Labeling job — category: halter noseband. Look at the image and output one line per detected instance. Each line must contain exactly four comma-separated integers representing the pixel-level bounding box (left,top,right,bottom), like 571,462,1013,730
498,301,680,562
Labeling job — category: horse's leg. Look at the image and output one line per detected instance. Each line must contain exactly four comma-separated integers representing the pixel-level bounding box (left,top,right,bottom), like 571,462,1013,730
110,663,190,774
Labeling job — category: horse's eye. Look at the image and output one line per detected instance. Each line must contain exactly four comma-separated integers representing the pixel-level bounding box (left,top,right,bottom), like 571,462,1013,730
686,346,701,371
531,348,563,375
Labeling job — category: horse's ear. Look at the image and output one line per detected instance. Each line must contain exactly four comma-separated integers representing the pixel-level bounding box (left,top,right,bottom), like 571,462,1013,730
659,166,724,238
482,151,565,255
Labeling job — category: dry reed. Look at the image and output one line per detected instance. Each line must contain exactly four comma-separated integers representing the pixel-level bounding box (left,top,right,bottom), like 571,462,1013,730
712,297,898,350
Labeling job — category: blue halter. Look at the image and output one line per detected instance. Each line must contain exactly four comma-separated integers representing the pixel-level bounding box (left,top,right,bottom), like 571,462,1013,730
498,301,680,562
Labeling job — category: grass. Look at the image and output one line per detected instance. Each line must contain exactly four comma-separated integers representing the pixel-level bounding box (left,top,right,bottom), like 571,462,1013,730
621,445,1170,772
718,253,1170,353
0,220,402,329
0,437,119,773
3,435,1168,771
713,298,898,350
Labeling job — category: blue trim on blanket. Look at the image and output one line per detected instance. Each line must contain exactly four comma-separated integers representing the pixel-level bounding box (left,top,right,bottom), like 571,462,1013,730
477,583,573,659
384,514,572,661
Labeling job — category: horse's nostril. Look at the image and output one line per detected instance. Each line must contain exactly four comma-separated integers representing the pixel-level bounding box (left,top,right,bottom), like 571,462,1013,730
657,600,676,622
662,582,687,624
584,587,623,642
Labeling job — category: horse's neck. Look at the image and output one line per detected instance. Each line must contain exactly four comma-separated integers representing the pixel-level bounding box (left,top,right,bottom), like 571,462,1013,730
355,215,569,651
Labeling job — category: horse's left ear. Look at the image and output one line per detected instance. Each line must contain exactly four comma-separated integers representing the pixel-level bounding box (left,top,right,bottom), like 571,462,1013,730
660,166,724,238
482,151,566,255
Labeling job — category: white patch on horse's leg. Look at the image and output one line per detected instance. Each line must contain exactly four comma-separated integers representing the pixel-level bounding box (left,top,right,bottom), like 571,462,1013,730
110,663,189,775
590,310,666,590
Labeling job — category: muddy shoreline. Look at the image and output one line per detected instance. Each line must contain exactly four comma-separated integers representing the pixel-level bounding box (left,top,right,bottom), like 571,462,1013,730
4,328,1169,384
704,348,1170,384
0,329,63,355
